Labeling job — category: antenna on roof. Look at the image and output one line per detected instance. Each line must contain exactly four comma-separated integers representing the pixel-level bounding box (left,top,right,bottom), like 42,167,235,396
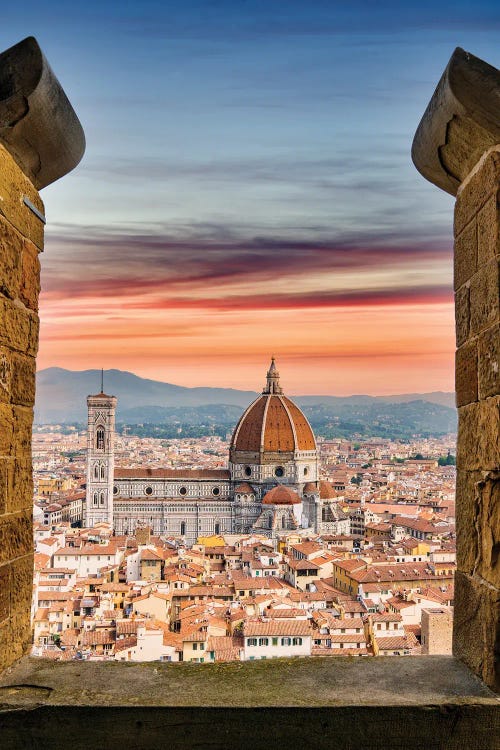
101,368,104,393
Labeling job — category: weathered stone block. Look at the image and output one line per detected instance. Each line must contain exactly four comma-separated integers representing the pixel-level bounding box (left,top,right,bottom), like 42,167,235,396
0,403,14,455
0,297,34,353
455,469,482,574
0,215,22,300
10,352,36,407
12,405,33,457
0,346,12,404
0,611,31,671
455,284,470,347
0,620,11,672
0,144,44,250
0,458,14,515
0,563,10,622
478,322,500,400
27,312,39,357
455,149,500,235
456,340,478,407
469,258,500,336
8,457,33,513
456,469,500,589
19,240,40,312
0,510,32,565
475,472,500,588
10,554,33,615
454,218,477,290
454,570,500,691
457,397,500,471
477,191,500,268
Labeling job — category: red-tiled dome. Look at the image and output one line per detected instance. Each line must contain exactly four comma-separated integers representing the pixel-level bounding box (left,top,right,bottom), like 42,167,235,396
262,485,302,505
234,483,255,494
230,359,316,454
319,480,337,499
303,482,318,495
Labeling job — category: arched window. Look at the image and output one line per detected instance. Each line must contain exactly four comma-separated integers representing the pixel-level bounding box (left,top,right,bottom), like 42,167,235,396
94,464,99,480
268,515,273,530
93,493,98,507
100,465,105,480
99,492,105,506
214,523,220,535
180,521,186,536
282,515,287,529
96,428,105,450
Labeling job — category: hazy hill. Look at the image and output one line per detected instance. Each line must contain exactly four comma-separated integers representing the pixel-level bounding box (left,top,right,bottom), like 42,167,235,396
34,368,456,439
35,368,258,422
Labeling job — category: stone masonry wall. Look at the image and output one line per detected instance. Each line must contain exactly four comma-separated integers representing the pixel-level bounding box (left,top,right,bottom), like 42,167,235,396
453,146,500,691
0,143,43,670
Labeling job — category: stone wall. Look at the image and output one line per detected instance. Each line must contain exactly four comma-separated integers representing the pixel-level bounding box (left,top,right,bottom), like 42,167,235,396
453,146,500,690
0,143,43,670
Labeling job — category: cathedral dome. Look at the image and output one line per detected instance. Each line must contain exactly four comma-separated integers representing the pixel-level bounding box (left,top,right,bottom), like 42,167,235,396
230,358,316,456
262,484,302,505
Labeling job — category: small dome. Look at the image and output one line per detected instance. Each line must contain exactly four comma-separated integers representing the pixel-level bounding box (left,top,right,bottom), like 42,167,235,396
234,482,255,494
303,482,318,495
262,485,302,505
319,480,338,499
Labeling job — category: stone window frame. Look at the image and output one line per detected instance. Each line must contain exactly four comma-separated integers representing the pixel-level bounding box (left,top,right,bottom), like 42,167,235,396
0,45,499,748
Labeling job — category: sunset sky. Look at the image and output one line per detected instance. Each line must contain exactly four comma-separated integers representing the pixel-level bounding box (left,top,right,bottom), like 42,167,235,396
2,1,499,395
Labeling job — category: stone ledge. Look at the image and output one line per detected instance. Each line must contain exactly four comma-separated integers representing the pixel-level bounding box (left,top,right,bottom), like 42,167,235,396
0,657,498,749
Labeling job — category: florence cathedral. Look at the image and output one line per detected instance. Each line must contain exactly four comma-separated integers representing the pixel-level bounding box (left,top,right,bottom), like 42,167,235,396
85,359,347,544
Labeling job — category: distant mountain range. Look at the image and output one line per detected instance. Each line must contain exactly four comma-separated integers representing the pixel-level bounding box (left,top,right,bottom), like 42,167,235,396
34,368,456,438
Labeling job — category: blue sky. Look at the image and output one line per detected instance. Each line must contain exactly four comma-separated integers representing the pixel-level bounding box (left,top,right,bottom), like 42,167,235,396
1,1,498,393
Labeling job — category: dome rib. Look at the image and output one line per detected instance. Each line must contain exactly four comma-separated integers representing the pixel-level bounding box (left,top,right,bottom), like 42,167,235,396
282,396,316,451
259,394,272,452
231,396,267,452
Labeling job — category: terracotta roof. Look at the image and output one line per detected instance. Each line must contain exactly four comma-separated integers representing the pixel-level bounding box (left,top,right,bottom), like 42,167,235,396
371,612,403,623
303,482,317,494
116,620,142,635
287,558,320,571
230,394,316,453
291,541,323,555
312,646,370,656
204,635,242,660
262,484,302,506
244,620,311,637
266,608,306,619
375,633,418,650
81,629,115,646
319,480,337,499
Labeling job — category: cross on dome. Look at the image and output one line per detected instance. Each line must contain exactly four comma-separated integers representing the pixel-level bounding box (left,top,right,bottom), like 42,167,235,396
263,356,283,394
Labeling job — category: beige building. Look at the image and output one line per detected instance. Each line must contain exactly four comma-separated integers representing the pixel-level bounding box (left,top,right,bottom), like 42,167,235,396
421,607,453,655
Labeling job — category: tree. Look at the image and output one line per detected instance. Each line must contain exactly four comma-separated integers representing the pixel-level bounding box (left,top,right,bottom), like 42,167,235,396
438,453,456,466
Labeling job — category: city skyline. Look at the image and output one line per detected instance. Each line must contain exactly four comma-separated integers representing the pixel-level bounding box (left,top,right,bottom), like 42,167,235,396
2,1,499,394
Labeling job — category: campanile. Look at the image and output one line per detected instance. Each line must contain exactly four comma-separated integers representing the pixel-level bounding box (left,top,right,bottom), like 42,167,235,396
85,383,117,527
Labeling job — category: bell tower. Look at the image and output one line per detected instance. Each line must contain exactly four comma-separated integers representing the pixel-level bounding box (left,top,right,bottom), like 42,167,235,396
85,374,117,527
